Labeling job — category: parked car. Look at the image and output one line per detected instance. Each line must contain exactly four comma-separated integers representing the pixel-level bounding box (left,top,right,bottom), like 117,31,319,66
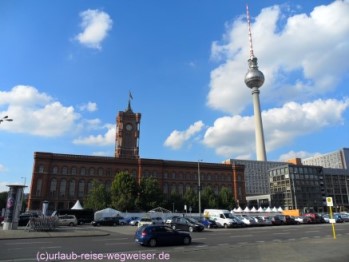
303,213,325,223
232,215,252,226
92,217,120,226
273,215,297,225
129,218,141,226
338,213,349,222
171,217,204,232
199,218,218,228
322,214,344,223
18,213,39,226
137,217,165,228
135,225,191,247
165,216,180,224
293,216,312,224
58,215,78,226
125,216,140,225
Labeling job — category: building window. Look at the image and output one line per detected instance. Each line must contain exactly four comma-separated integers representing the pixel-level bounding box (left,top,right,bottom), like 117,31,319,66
163,183,168,194
38,165,44,173
36,178,42,196
52,166,58,174
89,168,95,176
98,168,103,176
87,180,93,193
178,184,184,196
78,180,85,197
69,180,75,197
71,167,77,175
50,178,57,196
62,166,68,175
80,167,86,175
59,179,66,197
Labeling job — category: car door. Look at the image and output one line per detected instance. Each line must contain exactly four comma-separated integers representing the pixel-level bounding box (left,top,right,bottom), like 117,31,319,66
177,217,188,231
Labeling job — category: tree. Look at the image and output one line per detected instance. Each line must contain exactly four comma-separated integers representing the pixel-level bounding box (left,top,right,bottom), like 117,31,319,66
138,176,163,211
84,180,110,210
218,187,235,210
183,188,198,212
0,191,8,211
110,172,138,211
201,186,217,209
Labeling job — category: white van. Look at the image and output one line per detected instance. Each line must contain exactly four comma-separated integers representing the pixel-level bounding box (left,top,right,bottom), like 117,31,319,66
203,209,235,228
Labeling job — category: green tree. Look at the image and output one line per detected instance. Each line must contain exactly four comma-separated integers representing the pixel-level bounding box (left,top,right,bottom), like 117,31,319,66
111,172,138,211
183,188,198,212
84,180,110,210
138,176,163,211
201,186,218,209
218,187,235,210
0,191,8,210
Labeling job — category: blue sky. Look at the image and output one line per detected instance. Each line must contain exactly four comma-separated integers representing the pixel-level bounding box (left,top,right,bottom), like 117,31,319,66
1,0,348,193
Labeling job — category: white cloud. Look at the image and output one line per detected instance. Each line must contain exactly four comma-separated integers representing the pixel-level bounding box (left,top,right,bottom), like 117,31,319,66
0,86,80,136
79,102,97,112
207,1,349,114
73,124,115,146
75,9,113,50
277,150,321,162
164,121,205,149
203,98,349,159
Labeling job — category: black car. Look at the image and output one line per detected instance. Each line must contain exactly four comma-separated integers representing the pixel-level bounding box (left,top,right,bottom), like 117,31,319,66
273,215,297,225
135,225,191,247
18,213,38,226
91,217,120,226
170,217,204,232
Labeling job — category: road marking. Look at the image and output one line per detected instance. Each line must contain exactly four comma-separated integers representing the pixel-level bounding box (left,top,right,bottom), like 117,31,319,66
272,232,287,235
256,241,265,243
272,239,282,242
93,238,129,241
229,234,253,238
192,237,207,240
305,231,319,233
40,246,62,249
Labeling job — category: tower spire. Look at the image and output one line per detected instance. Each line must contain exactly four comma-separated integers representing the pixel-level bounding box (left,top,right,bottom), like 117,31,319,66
244,5,267,161
246,4,255,60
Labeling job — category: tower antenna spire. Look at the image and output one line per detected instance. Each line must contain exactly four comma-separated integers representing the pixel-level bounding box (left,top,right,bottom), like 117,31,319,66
246,4,255,60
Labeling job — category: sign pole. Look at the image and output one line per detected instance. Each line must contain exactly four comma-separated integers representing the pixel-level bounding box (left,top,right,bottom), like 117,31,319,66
329,205,336,240
326,197,336,240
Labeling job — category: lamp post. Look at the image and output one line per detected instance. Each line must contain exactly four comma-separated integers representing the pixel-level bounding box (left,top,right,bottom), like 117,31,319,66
0,115,13,124
198,160,203,218
291,174,298,210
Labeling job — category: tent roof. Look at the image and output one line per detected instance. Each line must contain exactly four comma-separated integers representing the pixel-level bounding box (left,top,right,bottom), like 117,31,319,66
148,207,172,213
71,200,83,210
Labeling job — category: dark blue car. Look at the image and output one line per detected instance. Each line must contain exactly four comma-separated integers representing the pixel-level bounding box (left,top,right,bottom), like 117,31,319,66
135,225,191,247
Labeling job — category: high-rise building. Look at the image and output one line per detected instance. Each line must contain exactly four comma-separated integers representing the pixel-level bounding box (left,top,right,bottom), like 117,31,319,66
302,148,349,169
244,6,267,161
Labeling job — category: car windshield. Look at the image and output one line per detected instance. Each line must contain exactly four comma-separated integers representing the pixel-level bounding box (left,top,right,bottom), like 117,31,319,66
186,218,198,223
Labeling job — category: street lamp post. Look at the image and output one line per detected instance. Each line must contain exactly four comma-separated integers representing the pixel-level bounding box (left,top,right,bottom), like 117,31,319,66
198,160,202,218
0,115,13,124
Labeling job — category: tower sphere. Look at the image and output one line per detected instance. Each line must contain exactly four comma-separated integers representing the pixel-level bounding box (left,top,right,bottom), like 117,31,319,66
244,58,265,89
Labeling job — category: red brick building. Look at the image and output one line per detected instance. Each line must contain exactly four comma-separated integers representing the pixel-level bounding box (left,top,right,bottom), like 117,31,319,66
27,101,246,211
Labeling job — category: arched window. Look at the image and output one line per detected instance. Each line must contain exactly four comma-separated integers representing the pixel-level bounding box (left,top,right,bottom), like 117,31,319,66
62,166,68,175
89,168,95,176
98,168,103,176
80,167,86,175
78,180,85,197
87,180,93,193
50,178,57,196
59,179,66,197
71,167,77,175
52,166,58,174
69,180,75,197
38,165,44,173
36,179,42,196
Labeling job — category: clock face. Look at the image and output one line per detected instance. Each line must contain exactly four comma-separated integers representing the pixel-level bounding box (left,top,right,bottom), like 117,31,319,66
126,124,133,131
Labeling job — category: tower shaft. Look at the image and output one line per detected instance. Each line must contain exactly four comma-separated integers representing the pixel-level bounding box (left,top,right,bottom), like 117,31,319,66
251,87,267,161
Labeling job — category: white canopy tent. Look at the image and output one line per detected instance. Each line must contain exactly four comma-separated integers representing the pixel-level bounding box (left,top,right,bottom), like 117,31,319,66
250,206,257,212
94,208,122,221
243,206,250,212
71,200,83,210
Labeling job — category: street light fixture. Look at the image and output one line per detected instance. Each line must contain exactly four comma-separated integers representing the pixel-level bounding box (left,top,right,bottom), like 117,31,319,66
0,115,13,124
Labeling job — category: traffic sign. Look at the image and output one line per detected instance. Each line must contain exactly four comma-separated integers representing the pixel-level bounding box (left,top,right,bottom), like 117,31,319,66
326,197,333,207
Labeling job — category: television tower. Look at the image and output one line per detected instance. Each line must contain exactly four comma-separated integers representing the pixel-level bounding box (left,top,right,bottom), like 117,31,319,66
244,5,267,161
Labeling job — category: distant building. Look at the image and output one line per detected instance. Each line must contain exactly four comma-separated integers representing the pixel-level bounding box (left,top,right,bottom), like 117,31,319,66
27,101,246,212
223,159,286,196
302,148,349,169
269,160,349,212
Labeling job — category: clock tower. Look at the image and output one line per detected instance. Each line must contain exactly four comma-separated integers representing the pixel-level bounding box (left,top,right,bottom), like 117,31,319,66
115,96,141,159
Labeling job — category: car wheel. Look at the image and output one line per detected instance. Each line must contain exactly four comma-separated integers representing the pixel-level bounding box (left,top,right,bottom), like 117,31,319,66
224,224,228,229
135,222,138,226
183,236,191,245
69,222,74,227
207,224,210,229
149,238,157,247
172,225,176,230
189,226,194,232
113,223,117,226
